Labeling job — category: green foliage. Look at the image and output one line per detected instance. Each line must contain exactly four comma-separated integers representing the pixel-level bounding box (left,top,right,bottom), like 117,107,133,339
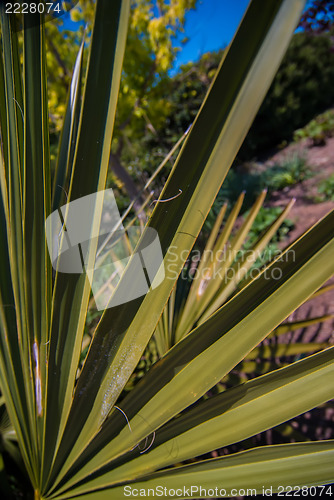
262,154,312,190
124,51,223,179
44,0,197,207
294,109,334,145
242,31,334,156
318,173,334,201
213,169,261,213
245,206,294,247
241,206,294,278
121,51,224,190
211,154,310,221
47,0,197,136
137,30,334,174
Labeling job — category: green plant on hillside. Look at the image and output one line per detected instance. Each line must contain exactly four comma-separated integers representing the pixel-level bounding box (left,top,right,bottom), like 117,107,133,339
318,174,334,201
212,154,310,216
294,110,334,145
244,206,293,246
1,2,334,500
262,154,311,190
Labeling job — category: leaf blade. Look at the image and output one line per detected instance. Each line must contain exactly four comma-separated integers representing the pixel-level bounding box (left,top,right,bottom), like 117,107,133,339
52,2,306,484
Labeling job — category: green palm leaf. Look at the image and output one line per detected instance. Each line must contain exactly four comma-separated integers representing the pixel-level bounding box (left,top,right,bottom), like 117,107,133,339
98,442,334,500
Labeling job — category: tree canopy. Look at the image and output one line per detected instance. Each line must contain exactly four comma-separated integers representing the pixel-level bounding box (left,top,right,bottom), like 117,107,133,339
45,0,196,211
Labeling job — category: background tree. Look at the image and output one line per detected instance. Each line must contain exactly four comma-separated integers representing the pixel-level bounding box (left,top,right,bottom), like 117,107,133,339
298,0,334,33
242,30,334,157
46,1,334,209
130,29,334,173
46,0,197,213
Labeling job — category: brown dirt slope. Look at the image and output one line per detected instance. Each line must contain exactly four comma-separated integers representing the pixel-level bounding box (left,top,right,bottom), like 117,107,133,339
266,137,334,343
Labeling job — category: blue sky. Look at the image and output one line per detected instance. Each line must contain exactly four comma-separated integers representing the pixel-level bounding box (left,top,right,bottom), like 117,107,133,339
170,0,314,73
171,0,250,74
62,0,309,75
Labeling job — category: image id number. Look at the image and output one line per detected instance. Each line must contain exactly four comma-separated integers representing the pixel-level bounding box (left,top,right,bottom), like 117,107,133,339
5,2,61,14
277,485,333,496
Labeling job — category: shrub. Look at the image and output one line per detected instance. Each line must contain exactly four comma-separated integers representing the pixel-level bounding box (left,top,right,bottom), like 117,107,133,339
294,109,334,145
318,174,334,201
262,154,311,190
